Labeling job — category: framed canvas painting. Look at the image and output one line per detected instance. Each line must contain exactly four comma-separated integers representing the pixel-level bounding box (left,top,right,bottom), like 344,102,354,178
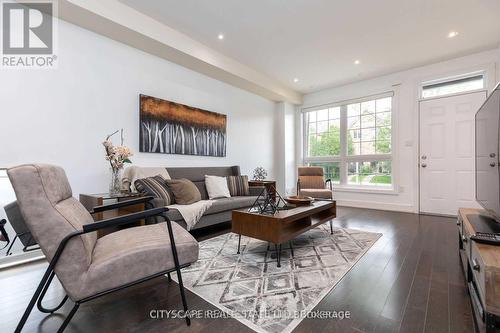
139,94,227,157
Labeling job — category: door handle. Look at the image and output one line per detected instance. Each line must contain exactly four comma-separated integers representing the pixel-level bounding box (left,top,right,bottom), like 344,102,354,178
490,162,496,167
421,163,427,168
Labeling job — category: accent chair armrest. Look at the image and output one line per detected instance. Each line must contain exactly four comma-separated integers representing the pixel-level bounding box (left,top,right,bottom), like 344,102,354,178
83,207,168,233
90,196,154,214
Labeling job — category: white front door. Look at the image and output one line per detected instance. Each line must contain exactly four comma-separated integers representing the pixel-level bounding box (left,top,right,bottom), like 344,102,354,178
419,91,487,215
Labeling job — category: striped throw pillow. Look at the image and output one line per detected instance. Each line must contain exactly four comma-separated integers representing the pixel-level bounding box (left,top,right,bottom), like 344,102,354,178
226,175,250,196
134,175,174,205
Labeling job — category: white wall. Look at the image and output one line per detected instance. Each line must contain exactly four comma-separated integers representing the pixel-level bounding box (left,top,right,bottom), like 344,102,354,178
497,45,500,84
301,48,500,213
283,103,297,195
0,18,278,198
274,102,296,195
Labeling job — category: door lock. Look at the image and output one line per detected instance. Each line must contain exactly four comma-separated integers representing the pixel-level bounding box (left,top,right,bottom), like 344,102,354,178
490,153,496,158
421,155,427,160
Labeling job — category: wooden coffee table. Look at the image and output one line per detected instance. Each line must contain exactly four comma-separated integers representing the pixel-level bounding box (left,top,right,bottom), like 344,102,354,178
232,200,336,267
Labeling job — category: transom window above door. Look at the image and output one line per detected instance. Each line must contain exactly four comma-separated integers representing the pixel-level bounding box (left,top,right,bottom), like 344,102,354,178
421,73,484,99
303,92,394,190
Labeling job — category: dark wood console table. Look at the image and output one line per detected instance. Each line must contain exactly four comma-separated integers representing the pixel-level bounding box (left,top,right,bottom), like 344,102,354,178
458,208,500,332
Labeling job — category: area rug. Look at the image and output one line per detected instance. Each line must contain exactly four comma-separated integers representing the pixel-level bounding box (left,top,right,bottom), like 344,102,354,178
172,224,381,333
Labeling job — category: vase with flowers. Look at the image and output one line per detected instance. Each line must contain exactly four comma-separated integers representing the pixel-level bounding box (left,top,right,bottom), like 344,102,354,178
103,129,133,195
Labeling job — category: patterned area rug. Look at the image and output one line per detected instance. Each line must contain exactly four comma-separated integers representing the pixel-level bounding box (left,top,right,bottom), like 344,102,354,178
173,224,381,333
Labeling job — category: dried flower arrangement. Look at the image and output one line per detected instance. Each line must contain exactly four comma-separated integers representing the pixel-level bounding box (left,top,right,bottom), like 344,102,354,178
103,129,132,195
103,129,133,171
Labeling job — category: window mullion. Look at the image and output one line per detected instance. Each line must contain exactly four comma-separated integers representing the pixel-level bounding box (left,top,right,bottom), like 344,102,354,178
339,105,347,185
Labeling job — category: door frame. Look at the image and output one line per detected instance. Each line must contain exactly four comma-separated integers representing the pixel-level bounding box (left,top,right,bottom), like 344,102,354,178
417,89,488,215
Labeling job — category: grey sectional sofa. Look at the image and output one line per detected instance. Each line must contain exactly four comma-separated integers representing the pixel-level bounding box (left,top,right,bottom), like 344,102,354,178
154,166,260,230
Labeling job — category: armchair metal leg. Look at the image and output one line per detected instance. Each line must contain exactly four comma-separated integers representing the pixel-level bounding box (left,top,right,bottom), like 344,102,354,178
37,271,69,313
167,272,172,282
330,220,333,235
164,217,191,326
15,230,81,333
15,265,54,332
56,302,80,333
5,235,17,256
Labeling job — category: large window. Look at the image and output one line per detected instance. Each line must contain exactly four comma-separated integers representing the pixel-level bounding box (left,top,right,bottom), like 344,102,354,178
303,93,394,189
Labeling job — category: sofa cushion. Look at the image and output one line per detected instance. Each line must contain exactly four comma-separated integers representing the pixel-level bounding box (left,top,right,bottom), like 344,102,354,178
226,175,250,196
164,196,258,222
205,196,258,215
134,175,174,205
166,178,201,205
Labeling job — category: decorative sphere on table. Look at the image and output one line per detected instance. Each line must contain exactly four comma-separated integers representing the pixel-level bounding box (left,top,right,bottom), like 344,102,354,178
252,167,267,181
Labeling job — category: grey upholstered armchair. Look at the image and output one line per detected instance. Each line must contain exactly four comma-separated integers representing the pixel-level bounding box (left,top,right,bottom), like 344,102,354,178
8,164,199,332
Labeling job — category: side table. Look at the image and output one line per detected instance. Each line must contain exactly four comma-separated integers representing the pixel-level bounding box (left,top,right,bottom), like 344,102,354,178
248,180,277,202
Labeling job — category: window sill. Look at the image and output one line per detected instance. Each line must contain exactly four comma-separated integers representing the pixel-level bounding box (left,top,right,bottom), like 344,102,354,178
333,185,398,195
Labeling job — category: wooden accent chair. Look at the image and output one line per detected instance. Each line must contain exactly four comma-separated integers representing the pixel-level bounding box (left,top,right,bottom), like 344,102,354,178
297,166,333,200
8,164,198,332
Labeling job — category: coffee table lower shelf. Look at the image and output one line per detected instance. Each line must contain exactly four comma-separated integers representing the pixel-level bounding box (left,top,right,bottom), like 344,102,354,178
231,200,336,267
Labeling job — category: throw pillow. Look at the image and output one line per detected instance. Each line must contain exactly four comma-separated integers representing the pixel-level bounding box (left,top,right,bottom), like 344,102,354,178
165,178,202,205
226,175,250,196
205,175,231,199
134,175,174,205
123,166,171,192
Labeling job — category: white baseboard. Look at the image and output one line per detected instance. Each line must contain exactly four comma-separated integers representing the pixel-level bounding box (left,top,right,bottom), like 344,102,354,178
0,250,45,270
336,199,415,213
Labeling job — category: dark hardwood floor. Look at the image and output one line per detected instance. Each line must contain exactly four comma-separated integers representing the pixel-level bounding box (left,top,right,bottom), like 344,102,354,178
0,207,473,333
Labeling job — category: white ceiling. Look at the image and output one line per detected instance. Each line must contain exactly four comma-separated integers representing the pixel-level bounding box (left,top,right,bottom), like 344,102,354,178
119,0,500,94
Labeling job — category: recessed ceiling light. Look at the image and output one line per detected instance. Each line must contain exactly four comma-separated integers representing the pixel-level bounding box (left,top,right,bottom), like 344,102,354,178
448,31,459,38
217,33,224,40
293,78,299,83
354,60,360,65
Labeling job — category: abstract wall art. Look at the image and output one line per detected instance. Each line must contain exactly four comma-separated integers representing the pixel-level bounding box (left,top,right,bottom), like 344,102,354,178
139,94,227,157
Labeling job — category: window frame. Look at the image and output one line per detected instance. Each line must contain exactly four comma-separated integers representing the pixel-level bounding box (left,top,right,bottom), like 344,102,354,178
302,91,397,193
